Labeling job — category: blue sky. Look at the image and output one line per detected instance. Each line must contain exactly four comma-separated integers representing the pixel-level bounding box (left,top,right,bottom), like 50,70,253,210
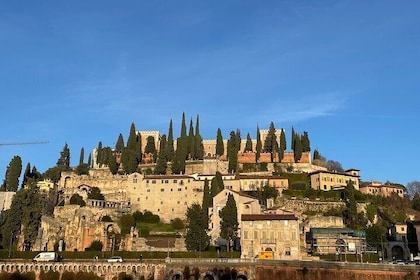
1,1,419,185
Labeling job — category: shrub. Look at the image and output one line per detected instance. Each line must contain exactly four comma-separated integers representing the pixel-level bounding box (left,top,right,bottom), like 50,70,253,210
86,240,103,251
101,215,113,222
69,194,86,206
290,181,307,190
171,218,185,231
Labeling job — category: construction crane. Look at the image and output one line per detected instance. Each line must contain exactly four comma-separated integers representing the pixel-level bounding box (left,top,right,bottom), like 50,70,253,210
0,141,49,146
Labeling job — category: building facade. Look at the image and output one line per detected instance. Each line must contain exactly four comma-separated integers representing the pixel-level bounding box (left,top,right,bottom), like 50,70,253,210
359,181,405,198
309,169,360,191
240,214,300,260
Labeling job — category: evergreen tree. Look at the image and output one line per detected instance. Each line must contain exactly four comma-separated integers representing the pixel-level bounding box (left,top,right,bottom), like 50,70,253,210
301,131,311,152
216,128,224,157
244,133,253,152
294,134,302,162
188,118,195,159
167,119,175,162
202,178,211,215
219,193,238,240
96,141,103,167
57,143,70,168
22,163,31,188
263,122,279,162
194,115,204,159
227,131,238,173
87,153,92,167
1,185,42,250
79,147,84,165
115,133,125,153
125,123,141,173
235,128,241,153
144,136,156,154
107,151,118,175
180,112,187,138
291,127,296,151
155,135,168,174
172,137,187,174
185,203,210,251
210,172,225,200
2,156,22,192
255,126,262,162
279,129,286,162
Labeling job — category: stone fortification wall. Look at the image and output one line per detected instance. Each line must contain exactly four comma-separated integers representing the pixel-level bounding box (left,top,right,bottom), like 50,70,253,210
277,199,345,215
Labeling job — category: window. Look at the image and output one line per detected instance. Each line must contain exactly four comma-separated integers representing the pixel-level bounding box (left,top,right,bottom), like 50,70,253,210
254,231,258,239
161,188,164,192
174,180,177,183
285,247,291,256
137,198,140,202
171,188,173,192
161,201,163,204
152,180,156,184
147,189,150,192
178,188,182,191
165,180,169,183
243,231,248,239
133,178,137,184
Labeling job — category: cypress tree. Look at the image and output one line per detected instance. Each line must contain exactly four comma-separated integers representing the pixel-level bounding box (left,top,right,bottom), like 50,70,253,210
188,118,195,160
79,147,84,165
22,163,31,188
96,141,103,167
115,133,125,153
88,153,92,167
279,129,286,161
244,133,253,152
180,112,187,138
220,193,238,240
301,131,311,152
155,135,168,174
227,131,238,173
167,119,175,162
57,143,70,168
263,122,278,162
255,126,262,162
3,156,23,192
291,127,296,151
108,152,118,175
294,134,302,162
126,123,141,173
236,128,241,152
216,128,224,157
185,203,210,251
202,178,211,215
194,115,204,159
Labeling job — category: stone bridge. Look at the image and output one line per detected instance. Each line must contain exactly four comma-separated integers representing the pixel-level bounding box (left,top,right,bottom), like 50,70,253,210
1,259,419,280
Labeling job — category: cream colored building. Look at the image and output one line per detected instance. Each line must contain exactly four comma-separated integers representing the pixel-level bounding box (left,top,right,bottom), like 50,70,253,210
359,181,405,198
36,179,55,193
240,213,300,260
309,169,360,191
208,189,261,243
0,191,15,211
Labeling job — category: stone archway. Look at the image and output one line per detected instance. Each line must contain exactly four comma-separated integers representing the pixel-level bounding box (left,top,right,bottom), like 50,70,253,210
391,245,404,260
335,238,346,253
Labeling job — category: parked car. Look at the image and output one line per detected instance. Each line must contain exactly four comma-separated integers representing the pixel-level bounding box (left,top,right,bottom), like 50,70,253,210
107,256,124,263
33,252,61,262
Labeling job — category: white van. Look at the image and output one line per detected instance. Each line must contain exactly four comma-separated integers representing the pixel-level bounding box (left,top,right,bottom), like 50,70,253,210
33,252,60,262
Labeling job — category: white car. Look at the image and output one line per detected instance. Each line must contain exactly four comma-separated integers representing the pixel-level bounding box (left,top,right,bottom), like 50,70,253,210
107,256,124,263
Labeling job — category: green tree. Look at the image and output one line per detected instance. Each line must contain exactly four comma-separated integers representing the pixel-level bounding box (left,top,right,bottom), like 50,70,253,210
79,147,84,165
115,133,125,153
279,129,286,161
210,172,224,199
57,143,70,168
294,134,302,162
124,123,141,173
255,126,262,162
244,133,253,152
107,152,118,175
188,118,196,159
21,163,31,188
301,131,311,152
171,218,185,231
69,194,86,206
202,178,211,215
87,187,104,200
263,122,278,162
216,128,224,157
96,141,103,167
185,203,209,251
87,240,103,251
180,112,187,138
167,119,175,162
2,156,22,192
1,185,42,250
219,194,238,240
119,214,135,235
194,115,204,160
155,135,168,174
227,131,238,173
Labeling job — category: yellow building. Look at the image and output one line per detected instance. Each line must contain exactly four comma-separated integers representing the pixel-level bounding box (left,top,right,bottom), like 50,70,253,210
359,181,405,198
240,213,300,260
309,169,360,191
